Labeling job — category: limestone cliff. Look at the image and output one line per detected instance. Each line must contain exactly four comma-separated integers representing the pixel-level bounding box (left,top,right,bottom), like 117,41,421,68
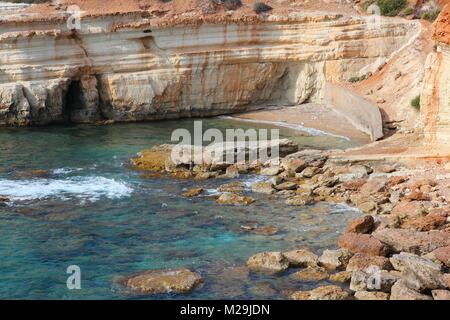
0,2,419,126
421,4,450,143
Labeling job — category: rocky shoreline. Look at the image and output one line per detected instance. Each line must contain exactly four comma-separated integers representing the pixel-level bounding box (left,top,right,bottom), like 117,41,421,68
124,139,450,300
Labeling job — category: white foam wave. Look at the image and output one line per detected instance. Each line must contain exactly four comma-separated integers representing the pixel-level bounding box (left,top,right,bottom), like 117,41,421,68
0,176,133,202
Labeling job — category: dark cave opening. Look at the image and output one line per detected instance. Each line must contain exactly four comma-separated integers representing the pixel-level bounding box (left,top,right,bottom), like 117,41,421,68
63,80,83,123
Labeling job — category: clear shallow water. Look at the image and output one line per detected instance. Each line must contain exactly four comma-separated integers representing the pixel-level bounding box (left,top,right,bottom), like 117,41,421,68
0,119,361,300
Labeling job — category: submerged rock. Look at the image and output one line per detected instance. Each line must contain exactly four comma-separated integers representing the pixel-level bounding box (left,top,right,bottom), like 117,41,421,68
246,252,289,274
292,266,329,281
122,268,203,294
216,193,255,206
182,188,204,197
329,271,352,283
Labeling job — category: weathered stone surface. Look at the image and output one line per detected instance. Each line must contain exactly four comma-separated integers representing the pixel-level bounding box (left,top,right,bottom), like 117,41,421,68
401,213,447,232
246,252,289,273
345,215,375,234
346,253,392,272
390,280,432,300
283,249,318,267
341,178,367,191
318,249,352,271
216,193,255,206
354,291,389,300
123,268,203,294
431,290,450,300
373,229,450,255
338,233,389,256
252,225,279,236
260,166,282,176
292,266,329,282
251,181,275,194
390,252,446,291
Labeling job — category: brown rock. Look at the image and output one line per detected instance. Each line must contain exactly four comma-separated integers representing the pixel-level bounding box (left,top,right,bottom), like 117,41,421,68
342,178,367,191
182,188,203,197
354,291,389,300
387,176,408,188
253,226,279,236
251,181,275,194
131,146,171,172
338,233,389,256
292,266,329,282
283,249,318,267
216,193,255,206
290,291,311,300
359,178,387,196
123,268,203,294
430,245,450,267
329,271,352,283
346,215,375,234
406,190,431,201
217,182,244,193
346,253,392,271
308,285,350,300
275,181,297,191
391,201,426,217
285,195,314,206
373,228,450,255
401,213,447,231
246,252,289,274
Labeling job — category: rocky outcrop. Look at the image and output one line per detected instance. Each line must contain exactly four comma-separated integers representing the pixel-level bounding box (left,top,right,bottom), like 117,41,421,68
0,4,419,125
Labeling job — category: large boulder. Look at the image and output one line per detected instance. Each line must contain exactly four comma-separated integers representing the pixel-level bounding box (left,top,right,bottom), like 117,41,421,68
428,245,450,267
251,181,276,194
122,268,203,294
283,249,318,267
373,229,450,255
246,252,289,274
390,252,446,291
338,233,389,256
390,280,432,300
318,249,352,271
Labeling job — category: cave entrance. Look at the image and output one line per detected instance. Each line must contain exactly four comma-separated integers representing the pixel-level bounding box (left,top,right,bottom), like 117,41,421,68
63,80,83,123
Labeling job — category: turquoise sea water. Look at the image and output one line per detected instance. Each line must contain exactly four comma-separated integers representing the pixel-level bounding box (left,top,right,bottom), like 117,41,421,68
0,119,361,299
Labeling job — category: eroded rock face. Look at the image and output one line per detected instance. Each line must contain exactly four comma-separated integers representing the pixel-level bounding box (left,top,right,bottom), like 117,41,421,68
354,291,390,300
373,229,450,255
122,268,203,294
318,249,352,271
216,193,255,206
0,7,420,125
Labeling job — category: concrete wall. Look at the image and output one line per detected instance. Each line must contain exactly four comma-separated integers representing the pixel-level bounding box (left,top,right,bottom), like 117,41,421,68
325,82,383,141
